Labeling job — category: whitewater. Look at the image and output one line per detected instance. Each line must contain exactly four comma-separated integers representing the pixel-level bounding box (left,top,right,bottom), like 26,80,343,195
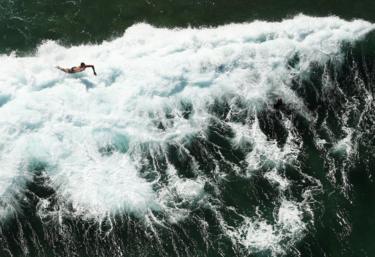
0,15,374,256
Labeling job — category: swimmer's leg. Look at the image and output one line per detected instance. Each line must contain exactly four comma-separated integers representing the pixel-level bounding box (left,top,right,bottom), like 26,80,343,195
56,66,70,73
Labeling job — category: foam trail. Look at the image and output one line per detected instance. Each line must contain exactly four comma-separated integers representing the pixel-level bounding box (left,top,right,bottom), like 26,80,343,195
0,15,373,222
229,200,306,256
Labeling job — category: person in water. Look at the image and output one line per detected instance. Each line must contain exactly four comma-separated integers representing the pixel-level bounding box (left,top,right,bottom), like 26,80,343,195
56,62,97,75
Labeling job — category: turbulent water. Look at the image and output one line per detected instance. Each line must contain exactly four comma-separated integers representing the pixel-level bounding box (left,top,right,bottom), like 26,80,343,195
1,10,375,257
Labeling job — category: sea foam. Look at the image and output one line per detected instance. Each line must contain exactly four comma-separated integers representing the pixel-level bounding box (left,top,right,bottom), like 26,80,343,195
0,15,373,223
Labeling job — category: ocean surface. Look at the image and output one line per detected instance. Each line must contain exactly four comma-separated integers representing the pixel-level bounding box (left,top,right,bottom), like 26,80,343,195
1,1,375,257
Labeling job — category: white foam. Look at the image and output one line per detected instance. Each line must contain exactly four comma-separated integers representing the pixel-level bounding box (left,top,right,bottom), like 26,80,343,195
158,163,205,222
229,200,306,256
230,116,301,173
331,128,353,158
0,15,373,219
264,168,290,191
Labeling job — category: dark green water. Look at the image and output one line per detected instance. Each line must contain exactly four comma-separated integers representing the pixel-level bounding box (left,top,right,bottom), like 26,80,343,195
1,0,375,53
1,1,375,257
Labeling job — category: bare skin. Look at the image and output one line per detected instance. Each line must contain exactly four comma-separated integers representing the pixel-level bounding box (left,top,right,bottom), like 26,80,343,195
56,62,97,76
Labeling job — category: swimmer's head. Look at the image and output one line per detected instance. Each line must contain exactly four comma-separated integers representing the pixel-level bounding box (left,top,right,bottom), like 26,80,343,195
80,62,85,67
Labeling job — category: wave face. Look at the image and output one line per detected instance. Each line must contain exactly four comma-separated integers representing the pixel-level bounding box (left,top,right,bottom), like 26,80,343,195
0,15,375,257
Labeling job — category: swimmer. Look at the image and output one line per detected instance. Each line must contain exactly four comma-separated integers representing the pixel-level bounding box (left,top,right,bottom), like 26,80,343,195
56,62,97,75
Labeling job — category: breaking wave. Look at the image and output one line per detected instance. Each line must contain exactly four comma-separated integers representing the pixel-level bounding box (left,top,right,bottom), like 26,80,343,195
0,15,374,257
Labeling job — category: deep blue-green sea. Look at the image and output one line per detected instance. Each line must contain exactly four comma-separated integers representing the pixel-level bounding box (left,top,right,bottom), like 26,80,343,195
1,1,375,257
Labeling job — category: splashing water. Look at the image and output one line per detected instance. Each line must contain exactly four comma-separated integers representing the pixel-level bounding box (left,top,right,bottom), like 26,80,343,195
0,15,374,257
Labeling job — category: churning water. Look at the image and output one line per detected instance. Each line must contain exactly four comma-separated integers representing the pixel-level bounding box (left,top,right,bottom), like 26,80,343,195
0,15,375,257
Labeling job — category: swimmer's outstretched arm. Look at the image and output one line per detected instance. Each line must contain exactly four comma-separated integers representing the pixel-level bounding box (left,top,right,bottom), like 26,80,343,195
85,65,97,76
